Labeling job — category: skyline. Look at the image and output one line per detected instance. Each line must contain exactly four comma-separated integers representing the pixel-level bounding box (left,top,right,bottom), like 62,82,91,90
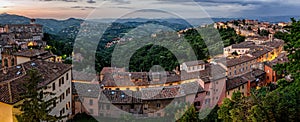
1,0,300,20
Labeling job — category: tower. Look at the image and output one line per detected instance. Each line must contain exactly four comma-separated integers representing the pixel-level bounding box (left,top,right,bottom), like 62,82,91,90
269,34,274,42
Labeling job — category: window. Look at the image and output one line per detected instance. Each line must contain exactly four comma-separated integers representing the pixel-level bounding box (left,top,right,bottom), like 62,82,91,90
89,99,93,105
59,78,61,87
60,93,65,102
227,91,230,95
11,58,14,66
66,102,70,110
206,91,210,96
52,83,56,91
194,101,201,106
66,88,70,96
53,100,56,107
62,77,64,85
205,99,211,104
66,73,69,80
116,88,120,90
157,103,161,108
89,109,94,114
144,104,148,110
106,104,110,110
60,108,65,116
242,85,244,89
4,59,8,67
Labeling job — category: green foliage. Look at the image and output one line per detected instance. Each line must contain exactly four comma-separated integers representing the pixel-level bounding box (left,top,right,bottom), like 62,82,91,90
67,113,98,122
259,29,270,36
219,27,245,47
43,33,74,57
14,70,61,122
274,31,288,40
129,44,179,72
178,106,200,122
199,106,221,122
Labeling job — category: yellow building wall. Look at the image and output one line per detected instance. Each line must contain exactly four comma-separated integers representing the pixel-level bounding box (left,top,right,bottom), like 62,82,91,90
0,102,22,122
0,102,13,122
226,83,248,99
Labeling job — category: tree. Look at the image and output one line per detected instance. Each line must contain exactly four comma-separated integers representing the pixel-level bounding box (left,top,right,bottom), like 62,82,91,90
178,106,199,122
199,106,221,122
15,70,61,122
259,29,270,36
218,98,233,122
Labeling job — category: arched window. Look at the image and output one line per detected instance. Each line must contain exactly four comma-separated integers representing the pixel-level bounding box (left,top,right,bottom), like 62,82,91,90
4,58,8,67
11,58,15,66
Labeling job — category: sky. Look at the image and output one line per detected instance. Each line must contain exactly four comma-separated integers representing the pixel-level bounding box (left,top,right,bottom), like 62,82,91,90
0,0,300,19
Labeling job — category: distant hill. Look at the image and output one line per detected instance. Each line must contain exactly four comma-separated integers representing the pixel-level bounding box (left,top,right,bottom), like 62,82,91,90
0,13,299,36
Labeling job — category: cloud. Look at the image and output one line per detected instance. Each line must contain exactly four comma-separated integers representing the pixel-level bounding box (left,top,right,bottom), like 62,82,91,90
153,0,300,17
110,0,131,4
71,6,96,9
40,0,78,2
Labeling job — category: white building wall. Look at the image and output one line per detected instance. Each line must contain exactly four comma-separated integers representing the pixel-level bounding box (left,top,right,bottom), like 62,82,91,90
45,70,72,121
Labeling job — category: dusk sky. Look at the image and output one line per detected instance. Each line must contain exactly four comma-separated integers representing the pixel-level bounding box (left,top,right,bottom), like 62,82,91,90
1,0,300,19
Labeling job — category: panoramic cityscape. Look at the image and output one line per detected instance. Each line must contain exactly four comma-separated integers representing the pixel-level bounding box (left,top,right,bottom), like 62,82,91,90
0,0,299,122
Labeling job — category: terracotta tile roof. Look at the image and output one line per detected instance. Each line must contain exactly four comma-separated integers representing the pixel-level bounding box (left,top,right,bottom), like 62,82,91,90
226,69,265,90
72,82,100,98
226,55,256,67
249,46,273,58
231,41,255,48
242,69,265,83
226,77,248,91
100,90,139,104
100,67,125,75
72,70,98,81
246,36,268,41
101,63,226,87
184,60,205,67
180,63,226,82
13,49,52,58
99,81,204,103
101,71,181,87
265,53,289,67
0,60,71,104
262,39,284,48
